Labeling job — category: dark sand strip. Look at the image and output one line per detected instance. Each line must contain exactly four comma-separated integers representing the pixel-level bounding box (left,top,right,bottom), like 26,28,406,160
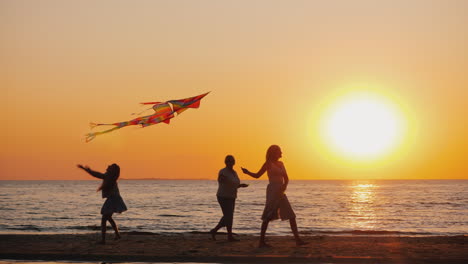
1,233,466,263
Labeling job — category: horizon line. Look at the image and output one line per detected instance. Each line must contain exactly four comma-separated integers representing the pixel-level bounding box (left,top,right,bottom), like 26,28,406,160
0,178,467,181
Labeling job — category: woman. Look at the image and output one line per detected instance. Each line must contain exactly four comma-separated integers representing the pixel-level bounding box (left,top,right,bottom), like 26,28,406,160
77,163,127,244
242,145,306,247
210,155,248,241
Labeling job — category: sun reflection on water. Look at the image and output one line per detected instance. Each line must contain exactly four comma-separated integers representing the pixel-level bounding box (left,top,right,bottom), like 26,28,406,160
348,182,378,229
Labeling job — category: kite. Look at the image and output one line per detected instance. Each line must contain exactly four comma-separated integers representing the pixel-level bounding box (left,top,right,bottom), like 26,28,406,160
85,92,209,142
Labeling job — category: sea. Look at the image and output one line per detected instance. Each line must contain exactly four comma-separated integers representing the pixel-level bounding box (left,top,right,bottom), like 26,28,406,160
0,179,467,236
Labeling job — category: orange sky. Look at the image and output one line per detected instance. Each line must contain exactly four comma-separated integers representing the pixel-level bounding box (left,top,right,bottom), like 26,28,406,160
2,0,467,180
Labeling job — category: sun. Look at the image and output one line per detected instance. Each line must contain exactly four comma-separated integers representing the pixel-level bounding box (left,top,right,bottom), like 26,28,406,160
319,91,405,161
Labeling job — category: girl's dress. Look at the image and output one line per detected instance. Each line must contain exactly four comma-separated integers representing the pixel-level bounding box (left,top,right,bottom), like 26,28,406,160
261,162,296,221
101,182,127,215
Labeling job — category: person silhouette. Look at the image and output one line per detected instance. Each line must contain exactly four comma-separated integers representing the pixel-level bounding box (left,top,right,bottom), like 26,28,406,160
77,163,127,244
210,155,248,241
242,145,306,247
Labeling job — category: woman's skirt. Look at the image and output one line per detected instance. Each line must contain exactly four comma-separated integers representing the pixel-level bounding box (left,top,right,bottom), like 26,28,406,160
261,183,296,221
101,194,128,215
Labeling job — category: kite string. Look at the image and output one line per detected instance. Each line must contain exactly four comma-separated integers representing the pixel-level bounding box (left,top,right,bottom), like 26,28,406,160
131,106,154,116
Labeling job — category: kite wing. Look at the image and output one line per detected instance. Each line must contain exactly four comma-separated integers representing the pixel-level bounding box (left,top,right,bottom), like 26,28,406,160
168,92,210,114
85,92,209,142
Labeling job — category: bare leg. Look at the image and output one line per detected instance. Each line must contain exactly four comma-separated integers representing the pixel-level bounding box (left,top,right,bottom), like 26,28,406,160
108,215,120,240
213,197,236,241
289,218,307,246
226,199,238,242
226,224,235,241
227,224,239,242
210,218,225,241
100,215,108,244
259,220,271,247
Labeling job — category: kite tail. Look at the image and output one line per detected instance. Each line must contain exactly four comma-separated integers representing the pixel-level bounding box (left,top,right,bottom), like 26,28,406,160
85,133,96,142
85,126,122,142
90,122,121,128
140,118,171,127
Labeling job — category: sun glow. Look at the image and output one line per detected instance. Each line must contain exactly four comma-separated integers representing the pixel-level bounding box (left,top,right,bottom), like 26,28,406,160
319,91,406,161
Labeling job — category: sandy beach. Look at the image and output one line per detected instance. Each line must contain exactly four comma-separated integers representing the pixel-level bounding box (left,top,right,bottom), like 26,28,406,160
0,232,466,263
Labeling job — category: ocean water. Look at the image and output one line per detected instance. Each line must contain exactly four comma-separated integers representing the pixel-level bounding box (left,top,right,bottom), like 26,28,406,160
0,262,216,264
0,180,466,236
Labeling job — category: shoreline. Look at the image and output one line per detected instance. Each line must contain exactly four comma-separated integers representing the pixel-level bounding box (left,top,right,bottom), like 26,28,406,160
1,233,467,263
0,229,464,237
1,231,465,239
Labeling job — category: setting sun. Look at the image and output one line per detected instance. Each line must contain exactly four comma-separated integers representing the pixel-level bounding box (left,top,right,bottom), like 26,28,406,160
319,92,406,161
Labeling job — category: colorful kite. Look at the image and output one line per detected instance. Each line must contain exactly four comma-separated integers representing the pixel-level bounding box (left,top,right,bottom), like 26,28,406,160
85,92,209,142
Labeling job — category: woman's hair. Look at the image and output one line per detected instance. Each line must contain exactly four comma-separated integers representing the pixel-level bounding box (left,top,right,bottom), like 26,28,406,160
98,163,120,192
266,145,281,162
225,155,235,164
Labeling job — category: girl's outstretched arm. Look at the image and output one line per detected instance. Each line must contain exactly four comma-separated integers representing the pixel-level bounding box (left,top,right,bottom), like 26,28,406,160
77,164,105,179
241,163,267,179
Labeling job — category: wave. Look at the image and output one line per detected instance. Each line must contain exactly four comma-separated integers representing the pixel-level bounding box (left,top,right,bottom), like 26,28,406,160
158,214,189,218
64,225,131,231
0,225,460,237
126,231,158,235
144,230,454,237
300,229,432,236
7,225,42,231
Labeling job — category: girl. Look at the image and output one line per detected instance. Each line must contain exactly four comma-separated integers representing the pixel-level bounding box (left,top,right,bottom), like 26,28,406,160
77,163,127,244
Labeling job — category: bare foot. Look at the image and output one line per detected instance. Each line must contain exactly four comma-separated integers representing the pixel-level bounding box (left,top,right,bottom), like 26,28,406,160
210,229,216,241
296,239,308,246
115,234,121,240
258,241,272,248
98,240,106,245
228,236,239,242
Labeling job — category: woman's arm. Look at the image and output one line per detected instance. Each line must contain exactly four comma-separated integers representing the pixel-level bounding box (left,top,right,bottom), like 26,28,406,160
77,164,105,179
219,171,247,188
217,171,225,183
241,163,267,179
281,162,289,192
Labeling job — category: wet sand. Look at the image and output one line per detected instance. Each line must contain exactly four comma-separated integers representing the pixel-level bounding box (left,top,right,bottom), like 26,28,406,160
0,232,467,263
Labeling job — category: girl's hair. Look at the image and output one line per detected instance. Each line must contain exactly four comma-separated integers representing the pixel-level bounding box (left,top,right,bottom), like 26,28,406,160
266,145,280,163
98,163,120,192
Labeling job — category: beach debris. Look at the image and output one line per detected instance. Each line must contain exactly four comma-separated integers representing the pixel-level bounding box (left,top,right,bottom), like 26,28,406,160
85,92,210,142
